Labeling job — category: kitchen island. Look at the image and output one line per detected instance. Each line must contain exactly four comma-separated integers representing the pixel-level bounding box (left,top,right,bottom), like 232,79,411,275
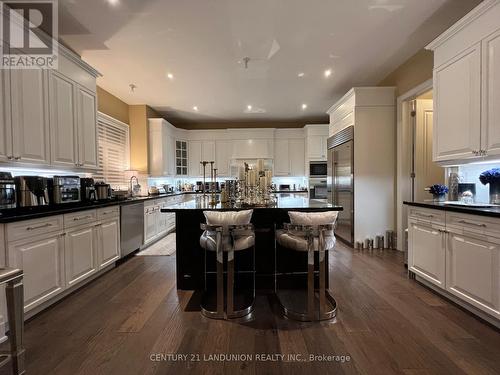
161,193,342,290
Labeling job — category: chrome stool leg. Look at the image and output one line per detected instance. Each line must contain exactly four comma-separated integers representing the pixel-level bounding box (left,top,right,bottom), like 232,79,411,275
201,227,225,319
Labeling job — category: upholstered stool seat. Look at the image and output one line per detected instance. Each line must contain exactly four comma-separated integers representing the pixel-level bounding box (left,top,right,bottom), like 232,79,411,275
199,210,255,319
275,211,339,322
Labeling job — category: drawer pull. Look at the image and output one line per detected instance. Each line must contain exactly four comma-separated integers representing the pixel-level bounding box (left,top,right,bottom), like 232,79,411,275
73,215,93,221
26,223,53,231
414,212,435,218
457,220,487,228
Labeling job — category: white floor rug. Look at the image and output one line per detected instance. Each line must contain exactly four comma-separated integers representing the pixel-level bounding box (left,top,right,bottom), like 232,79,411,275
136,232,176,256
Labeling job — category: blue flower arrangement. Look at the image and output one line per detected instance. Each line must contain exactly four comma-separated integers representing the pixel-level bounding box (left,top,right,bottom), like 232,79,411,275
428,184,449,196
479,168,500,185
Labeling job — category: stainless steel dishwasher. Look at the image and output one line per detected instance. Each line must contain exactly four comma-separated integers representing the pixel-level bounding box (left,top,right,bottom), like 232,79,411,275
120,202,144,257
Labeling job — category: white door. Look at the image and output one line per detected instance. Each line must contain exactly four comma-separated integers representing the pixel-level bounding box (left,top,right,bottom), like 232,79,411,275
0,69,11,161
8,234,65,312
433,44,481,162
144,209,157,244
49,72,78,167
289,138,305,176
215,140,232,176
98,219,120,269
76,86,98,168
65,225,98,287
446,230,500,318
188,140,202,177
483,29,500,157
415,99,444,202
274,139,290,176
408,220,446,288
10,69,50,164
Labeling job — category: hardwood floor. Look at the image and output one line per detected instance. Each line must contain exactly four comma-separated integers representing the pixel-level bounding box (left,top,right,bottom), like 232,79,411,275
3,242,500,375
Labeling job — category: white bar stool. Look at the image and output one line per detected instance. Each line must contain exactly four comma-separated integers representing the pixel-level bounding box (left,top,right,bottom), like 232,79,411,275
276,211,338,321
199,210,255,319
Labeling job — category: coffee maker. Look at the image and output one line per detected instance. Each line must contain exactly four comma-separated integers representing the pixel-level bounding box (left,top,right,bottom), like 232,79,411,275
80,178,97,202
15,176,50,207
0,172,16,209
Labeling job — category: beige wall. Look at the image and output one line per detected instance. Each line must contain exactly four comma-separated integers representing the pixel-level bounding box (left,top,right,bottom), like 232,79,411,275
377,49,434,96
128,105,161,173
96,86,130,124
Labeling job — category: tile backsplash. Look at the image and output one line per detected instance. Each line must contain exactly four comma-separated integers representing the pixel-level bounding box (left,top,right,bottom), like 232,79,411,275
456,162,500,203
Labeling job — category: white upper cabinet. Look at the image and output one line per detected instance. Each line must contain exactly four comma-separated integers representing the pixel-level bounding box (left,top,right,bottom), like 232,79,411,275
427,0,500,164
274,138,290,176
0,44,99,170
433,44,481,162
483,28,500,156
289,138,305,176
215,140,232,176
188,140,202,177
49,71,77,167
305,125,329,161
10,69,50,164
76,86,98,169
148,118,177,176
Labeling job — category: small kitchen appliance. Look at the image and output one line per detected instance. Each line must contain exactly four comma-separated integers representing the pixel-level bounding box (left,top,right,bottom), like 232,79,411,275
15,176,50,207
51,176,81,204
95,182,112,201
80,178,97,202
0,172,16,209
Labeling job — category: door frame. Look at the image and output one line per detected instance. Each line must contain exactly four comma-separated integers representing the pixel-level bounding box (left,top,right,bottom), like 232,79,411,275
396,78,433,251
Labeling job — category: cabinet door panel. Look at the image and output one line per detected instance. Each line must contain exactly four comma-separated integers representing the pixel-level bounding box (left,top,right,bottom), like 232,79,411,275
408,220,445,287
433,44,481,162
274,139,290,176
289,138,305,176
307,135,326,160
144,210,157,244
99,220,120,268
8,235,65,312
0,70,11,161
10,69,50,163
65,226,97,286
76,87,98,168
188,140,202,177
215,140,231,176
49,72,77,167
483,30,500,156
447,232,500,317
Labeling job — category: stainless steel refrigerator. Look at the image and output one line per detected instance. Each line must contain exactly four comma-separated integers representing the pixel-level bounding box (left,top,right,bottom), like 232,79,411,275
327,126,354,245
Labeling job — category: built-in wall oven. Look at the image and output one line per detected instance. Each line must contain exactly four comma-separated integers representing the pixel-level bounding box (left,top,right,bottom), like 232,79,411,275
309,161,327,178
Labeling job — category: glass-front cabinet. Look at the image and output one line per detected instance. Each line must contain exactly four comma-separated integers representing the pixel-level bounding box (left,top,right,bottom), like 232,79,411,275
176,140,188,176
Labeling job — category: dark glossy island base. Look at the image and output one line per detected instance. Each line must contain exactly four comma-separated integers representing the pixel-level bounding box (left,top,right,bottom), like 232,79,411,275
162,194,342,290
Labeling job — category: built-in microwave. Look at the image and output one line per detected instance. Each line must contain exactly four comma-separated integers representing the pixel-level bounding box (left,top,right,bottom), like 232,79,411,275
309,161,327,177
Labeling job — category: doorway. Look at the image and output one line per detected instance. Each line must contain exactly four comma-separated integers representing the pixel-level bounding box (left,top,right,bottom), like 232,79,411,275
396,80,444,251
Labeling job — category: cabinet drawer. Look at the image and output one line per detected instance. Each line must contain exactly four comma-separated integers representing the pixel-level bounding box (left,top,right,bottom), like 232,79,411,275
64,209,97,229
97,206,120,220
6,215,63,242
408,207,445,225
446,212,500,238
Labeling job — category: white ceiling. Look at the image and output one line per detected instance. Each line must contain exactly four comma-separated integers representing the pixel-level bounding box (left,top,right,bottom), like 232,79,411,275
59,0,479,125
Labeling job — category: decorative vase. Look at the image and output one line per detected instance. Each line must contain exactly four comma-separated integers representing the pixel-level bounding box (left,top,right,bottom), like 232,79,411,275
490,182,500,205
433,194,446,202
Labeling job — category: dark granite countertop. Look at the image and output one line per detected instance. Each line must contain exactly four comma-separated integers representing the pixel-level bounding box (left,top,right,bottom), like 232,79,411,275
404,201,500,218
161,194,341,211
0,192,191,223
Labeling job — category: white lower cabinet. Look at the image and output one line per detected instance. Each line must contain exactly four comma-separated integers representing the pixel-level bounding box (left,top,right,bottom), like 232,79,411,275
446,230,500,318
8,232,65,312
64,225,98,287
408,208,500,321
97,219,120,268
144,205,158,245
408,219,446,288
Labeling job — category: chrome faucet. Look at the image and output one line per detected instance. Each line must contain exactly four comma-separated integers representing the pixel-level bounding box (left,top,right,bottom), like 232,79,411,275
129,176,141,197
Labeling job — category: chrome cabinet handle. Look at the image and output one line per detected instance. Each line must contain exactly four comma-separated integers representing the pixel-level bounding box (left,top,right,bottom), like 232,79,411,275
457,220,487,227
27,223,53,231
73,215,92,221
414,212,434,218
14,156,21,160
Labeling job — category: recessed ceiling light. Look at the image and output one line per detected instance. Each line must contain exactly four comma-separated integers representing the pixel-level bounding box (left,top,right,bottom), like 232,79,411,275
167,73,174,80
193,106,198,111
297,72,305,78
301,104,308,110
247,105,252,111
107,0,120,6
324,69,332,78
